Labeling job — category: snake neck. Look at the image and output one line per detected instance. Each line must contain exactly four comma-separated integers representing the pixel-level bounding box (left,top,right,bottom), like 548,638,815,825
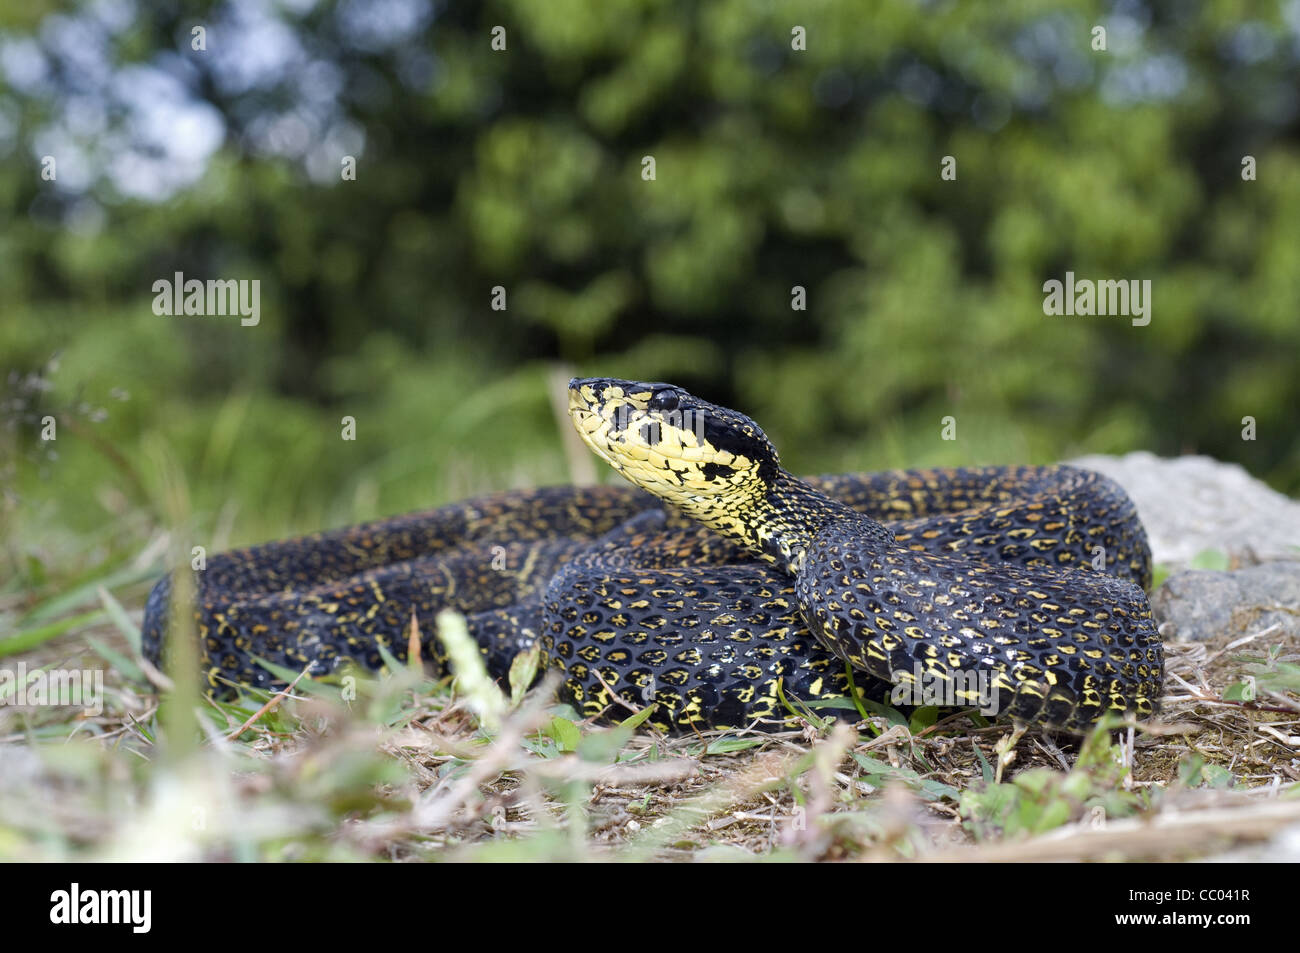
675,469,894,575
761,471,896,573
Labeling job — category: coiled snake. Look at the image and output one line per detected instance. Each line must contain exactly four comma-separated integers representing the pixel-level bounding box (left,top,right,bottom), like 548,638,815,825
143,378,1163,732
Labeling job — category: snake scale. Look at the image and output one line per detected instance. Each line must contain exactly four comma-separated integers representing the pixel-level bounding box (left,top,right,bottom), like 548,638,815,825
142,377,1164,732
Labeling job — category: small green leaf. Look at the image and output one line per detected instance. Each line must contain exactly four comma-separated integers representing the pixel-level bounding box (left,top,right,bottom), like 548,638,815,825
1012,767,1056,796
775,678,831,730
543,716,582,753
855,696,909,729
1060,771,1093,801
974,744,995,785
577,704,657,762
1222,679,1255,702
508,644,541,706
908,705,939,733
852,752,959,802
374,640,406,674
1202,763,1235,790
1032,798,1072,834
801,697,861,710
1178,753,1205,787
617,703,657,731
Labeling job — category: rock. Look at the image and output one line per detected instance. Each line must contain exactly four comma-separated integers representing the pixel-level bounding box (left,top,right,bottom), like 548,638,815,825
1069,451,1300,566
1151,563,1300,642
1067,452,1300,642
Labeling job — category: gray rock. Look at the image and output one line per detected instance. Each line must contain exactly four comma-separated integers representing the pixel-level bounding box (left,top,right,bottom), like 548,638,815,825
1151,563,1300,642
1067,452,1300,643
1069,451,1300,566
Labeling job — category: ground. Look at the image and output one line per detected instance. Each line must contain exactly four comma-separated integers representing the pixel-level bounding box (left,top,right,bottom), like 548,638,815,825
1,589,1297,862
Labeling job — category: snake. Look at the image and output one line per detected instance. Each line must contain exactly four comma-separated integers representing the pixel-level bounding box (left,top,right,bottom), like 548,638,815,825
142,377,1164,733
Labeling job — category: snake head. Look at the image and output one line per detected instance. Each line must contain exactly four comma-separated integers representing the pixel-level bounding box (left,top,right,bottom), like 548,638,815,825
567,377,780,502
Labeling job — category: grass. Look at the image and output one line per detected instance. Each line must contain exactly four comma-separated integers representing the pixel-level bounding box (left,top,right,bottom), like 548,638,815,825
1,530,1298,862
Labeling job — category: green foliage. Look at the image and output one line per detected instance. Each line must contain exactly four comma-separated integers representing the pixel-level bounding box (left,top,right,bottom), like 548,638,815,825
959,719,1144,839
1178,753,1236,790
852,751,960,803
1224,643,1300,703
1,0,1298,568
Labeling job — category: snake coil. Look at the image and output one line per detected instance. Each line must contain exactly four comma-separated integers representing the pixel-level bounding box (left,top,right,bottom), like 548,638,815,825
143,377,1163,733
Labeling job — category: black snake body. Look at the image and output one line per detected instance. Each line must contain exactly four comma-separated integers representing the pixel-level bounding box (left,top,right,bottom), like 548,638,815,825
142,379,1163,732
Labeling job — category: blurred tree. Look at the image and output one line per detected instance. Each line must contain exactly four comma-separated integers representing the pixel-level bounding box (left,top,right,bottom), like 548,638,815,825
1,0,1297,546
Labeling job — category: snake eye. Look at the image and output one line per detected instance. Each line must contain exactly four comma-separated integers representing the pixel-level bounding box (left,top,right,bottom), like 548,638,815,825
648,391,680,412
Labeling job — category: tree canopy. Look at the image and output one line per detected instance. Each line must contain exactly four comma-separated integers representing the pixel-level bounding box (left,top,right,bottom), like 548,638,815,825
2,0,1297,546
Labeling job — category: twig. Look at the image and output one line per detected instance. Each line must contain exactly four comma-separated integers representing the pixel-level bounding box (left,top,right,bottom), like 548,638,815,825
590,666,643,716
407,611,422,668
224,662,316,741
918,797,1300,863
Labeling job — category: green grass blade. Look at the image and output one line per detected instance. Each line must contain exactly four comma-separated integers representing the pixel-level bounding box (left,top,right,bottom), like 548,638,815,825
85,635,147,687
0,609,107,657
19,565,157,625
96,585,143,657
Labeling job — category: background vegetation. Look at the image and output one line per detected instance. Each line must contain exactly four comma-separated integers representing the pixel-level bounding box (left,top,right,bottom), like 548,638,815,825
3,0,1299,564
